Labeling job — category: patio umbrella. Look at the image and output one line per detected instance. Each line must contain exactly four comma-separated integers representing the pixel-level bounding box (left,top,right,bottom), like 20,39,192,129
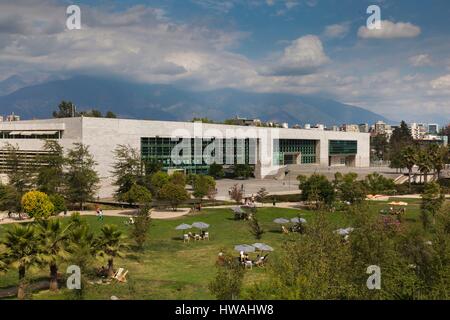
175,224,192,230
273,218,289,224
335,227,354,236
252,243,274,252
291,217,307,224
234,244,256,253
192,222,210,230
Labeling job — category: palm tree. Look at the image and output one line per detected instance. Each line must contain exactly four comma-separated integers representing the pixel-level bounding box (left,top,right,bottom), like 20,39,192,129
401,146,418,190
2,224,38,299
0,245,8,273
417,149,433,184
36,219,71,291
429,144,448,179
67,216,96,299
96,224,127,277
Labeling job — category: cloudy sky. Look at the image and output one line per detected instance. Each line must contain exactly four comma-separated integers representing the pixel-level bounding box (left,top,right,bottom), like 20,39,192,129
1,0,450,123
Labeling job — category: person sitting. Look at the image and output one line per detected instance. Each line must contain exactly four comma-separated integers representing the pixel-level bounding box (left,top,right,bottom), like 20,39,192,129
239,251,245,264
217,252,225,266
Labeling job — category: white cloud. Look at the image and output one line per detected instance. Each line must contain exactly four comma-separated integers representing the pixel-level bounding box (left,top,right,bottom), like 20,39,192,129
358,20,421,39
259,35,330,76
323,23,350,39
409,54,433,67
430,74,450,90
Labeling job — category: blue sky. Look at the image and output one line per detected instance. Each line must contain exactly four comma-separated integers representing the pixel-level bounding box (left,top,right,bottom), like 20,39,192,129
1,0,450,123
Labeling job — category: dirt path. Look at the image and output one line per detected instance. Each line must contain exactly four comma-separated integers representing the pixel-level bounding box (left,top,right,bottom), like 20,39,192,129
0,208,192,225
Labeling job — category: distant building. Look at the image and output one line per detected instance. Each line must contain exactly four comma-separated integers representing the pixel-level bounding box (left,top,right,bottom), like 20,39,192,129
428,123,439,135
5,113,20,122
358,123,369,133
409,123,427,140
0,117,370,198
341,124,360,133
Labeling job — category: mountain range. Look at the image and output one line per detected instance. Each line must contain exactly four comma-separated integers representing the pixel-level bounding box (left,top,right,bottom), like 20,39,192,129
0,76,390,125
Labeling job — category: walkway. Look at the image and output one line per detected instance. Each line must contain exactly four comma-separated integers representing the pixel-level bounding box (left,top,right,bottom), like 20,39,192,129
0,208,192,225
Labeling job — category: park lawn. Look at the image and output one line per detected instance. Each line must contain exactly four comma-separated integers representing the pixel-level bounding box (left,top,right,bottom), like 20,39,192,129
0,200,433,300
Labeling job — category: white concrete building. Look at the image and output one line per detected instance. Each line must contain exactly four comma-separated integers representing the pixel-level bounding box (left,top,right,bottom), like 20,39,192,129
0,117,370,198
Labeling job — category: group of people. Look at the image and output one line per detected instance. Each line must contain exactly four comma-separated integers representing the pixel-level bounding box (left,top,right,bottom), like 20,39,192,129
239,251,268,268
186,230,209,241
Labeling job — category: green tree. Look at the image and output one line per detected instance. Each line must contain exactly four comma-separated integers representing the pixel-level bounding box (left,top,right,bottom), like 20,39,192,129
36,219,71,291
130,205,152,250
158,183,189,211
429,144,448,179
96,225,127,277
246,213,355,299
364,172,395,194
111,145,144,201
208,162,225,179
334,172,367,204
53,101,78,118
255,187,269,203
2,224,38,299
209,252,245,300
389,121,414,171
21,190,54,219
3,143,35,194
49,194,67,214
65,143,100,210
232,164,254,179
401,145,418,190
80,109,102,117
298,174,335,209
193,175,216,201
417,148,433,184
151,171,170,195
67,214,97,300
169,171,186,186
143,160,163,176
421,182,445,229
370,134,389,161
0,183,21,213
36,140,65,195
120,183,152,205
105,111,117,118
249,215,264,239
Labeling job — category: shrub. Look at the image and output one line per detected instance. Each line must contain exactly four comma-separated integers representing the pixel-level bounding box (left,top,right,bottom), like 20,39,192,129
21,191,54,219
158,183,189,211
49,194,67,215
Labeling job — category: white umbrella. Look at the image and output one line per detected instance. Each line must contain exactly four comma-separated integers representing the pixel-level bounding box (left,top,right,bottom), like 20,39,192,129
335,227,354,236
234,244,256,253
192,222,210,230
273,218,289,224
175,224,192,230
252,243,274,252
291,217,307,224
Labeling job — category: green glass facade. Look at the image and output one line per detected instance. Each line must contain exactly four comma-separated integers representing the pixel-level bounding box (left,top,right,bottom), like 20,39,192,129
329,140,357,155
141,137,255,174
273,139,318,165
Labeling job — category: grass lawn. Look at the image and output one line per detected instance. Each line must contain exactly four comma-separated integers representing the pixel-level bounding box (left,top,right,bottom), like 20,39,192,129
0,199,433,300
